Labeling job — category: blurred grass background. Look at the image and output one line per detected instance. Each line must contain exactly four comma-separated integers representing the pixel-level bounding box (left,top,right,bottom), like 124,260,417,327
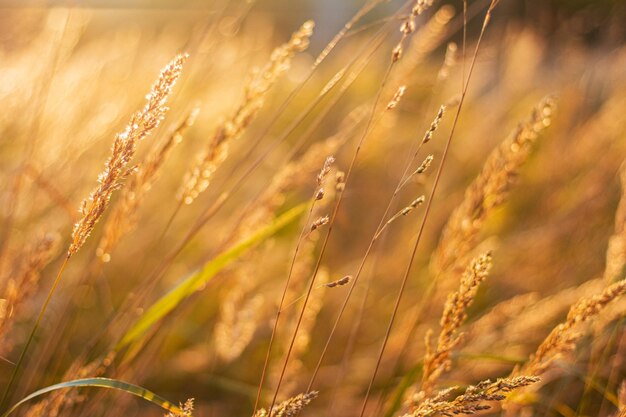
1,0,626,416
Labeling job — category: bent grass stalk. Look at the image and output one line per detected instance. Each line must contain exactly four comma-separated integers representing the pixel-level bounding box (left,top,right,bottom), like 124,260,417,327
267,49,397,417
253,157,334,414
357,114,446,417
358,2,500,416
341,24,466,414
267,1,431,405
378,95,556,417
307,111,440,397
265,15,430,402
305,9,450,399
127,15,323,284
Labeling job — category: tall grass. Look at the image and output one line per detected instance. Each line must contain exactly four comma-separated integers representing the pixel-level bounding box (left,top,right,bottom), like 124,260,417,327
0,1,625,416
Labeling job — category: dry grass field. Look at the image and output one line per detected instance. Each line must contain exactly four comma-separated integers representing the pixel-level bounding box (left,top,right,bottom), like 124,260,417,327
0,0,625,416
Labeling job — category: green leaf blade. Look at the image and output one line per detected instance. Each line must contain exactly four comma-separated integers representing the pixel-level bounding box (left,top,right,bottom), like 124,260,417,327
1,377,181,417
117,203,307,350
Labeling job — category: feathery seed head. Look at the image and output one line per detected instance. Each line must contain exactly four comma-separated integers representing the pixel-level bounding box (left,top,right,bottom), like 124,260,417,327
422,105,445,145
256,391,318,417
96,107,198,262
317,155,335,186
407,376,539,416
420,253,492,393
524,277,626,375
434,97,556,275
69,54,187,256
179,22,314,205
326,275,351,288
310,215,330,232
417,155,434,174
387,85,407,110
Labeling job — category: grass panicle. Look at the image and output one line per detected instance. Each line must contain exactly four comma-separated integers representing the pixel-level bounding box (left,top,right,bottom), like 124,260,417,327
433,96,556,276
255,391,318,417
406,376,540,417
69,53,188,256
178,21,315,205
1,3,624,417
96,107,199,262
522,278,626,376
421,252,493,394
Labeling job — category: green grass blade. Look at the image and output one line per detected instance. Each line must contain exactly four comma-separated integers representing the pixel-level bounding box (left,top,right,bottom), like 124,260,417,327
1,377,182,417
117,203,307,350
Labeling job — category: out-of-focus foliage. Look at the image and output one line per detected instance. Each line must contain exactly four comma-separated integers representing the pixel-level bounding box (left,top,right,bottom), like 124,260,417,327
0,1,625,416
